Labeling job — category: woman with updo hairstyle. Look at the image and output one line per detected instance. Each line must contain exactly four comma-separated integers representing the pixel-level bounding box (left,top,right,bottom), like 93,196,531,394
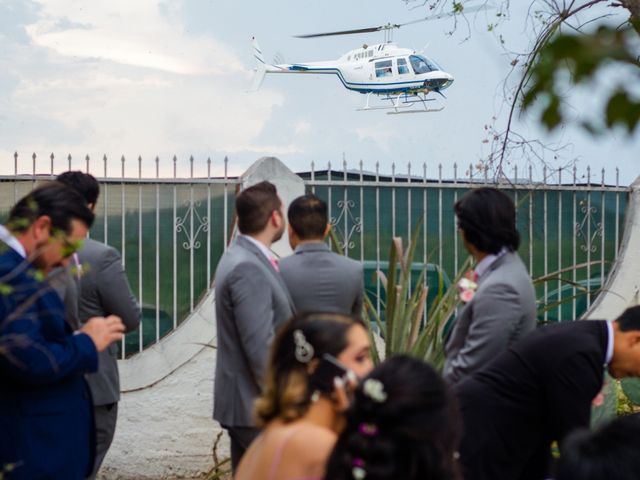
324,355,462,480
235,312,373,480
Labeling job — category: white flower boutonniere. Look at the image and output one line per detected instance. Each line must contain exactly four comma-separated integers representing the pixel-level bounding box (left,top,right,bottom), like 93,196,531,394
457,270,478,303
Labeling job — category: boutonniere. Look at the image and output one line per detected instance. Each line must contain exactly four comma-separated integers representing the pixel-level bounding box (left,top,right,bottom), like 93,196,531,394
457,270,478,303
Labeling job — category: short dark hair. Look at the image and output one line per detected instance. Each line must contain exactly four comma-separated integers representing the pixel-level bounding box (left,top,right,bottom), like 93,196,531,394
556,413,640,480
7,182,95,233
56,171,100,206
614,306,640,331
325,356,462,480
455,187,520,254
235,181,281,235
288,194,328,240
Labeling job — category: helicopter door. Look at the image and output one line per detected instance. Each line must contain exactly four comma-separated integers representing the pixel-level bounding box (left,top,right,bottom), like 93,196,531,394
374,60,393,81
397,58,410,75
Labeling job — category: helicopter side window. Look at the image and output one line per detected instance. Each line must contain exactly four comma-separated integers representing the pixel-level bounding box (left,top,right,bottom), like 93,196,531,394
375,60,393,78
397,58,409,75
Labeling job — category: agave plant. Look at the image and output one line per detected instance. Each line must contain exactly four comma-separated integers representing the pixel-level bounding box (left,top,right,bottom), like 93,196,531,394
338,223,473,370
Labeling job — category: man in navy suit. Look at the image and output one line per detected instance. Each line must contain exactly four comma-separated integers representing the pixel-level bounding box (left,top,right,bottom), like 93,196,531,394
0,182,125,479
456,306,640,480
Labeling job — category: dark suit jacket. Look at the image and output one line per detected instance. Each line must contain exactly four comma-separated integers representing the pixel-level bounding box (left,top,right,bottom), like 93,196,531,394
77,238,141,406
0,248,98,479
213,235,295,427
279,242,364,316
444,251,537,383
455,320,608,480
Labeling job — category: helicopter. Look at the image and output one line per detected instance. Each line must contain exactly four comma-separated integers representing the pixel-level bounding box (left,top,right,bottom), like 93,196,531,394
251,9,480,114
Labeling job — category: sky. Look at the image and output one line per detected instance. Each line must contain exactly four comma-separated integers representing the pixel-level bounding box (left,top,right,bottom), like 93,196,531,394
0,0,637,184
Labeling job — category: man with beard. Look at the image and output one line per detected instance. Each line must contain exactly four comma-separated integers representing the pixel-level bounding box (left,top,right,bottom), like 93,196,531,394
0,182,125,479
212,181,295,472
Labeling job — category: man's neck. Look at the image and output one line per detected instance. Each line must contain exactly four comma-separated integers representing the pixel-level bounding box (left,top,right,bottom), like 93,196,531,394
245,231,272,249
473,250,488,264
295,238,324,248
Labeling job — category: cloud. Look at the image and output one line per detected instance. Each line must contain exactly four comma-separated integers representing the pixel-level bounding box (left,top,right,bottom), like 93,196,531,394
354,125,399,151
0,0,294,175
294,120,311,135
24,1,245,75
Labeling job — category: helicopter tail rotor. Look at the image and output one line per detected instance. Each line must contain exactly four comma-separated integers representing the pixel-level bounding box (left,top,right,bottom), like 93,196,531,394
250,37,268,91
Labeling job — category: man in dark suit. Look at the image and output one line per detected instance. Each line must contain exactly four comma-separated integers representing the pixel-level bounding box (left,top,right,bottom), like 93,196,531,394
213,181,295,472
280,194,364,316
444,187,536,383
0,182,125,479
455,306,640,480
57,171,141,478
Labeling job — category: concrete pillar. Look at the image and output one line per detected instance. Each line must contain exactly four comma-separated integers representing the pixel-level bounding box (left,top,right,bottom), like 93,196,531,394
239,156,306,257
585,176,640,320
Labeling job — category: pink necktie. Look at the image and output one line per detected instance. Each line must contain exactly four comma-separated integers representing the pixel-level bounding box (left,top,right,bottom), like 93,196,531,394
270,258,280,272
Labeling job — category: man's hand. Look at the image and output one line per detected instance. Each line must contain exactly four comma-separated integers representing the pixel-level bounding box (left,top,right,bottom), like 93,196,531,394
80,315,125,352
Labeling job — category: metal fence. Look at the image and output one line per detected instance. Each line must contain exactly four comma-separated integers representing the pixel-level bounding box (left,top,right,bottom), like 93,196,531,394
304,161,629,324
0,154,630,357
0,153,239,358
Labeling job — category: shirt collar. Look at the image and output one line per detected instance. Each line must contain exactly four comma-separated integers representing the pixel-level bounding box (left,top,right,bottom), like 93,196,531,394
0,224,27,259
239,234,276,262
475,247,508,278
605,321,614,365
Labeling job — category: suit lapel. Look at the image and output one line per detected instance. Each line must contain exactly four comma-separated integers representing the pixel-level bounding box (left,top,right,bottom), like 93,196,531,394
236,236,296,312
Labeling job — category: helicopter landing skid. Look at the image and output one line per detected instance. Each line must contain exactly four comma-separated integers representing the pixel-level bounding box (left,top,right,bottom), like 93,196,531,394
357,92,444,114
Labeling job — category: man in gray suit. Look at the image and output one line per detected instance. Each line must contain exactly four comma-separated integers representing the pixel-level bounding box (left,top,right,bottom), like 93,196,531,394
57,172,141,478
280,194,364,316
213,181,295,472
444,187,536,384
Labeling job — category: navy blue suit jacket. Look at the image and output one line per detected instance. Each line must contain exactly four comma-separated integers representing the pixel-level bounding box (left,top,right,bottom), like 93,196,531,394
0,248,98,479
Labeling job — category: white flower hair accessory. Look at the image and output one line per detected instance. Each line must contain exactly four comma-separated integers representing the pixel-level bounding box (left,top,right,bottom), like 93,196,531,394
293,329,314,363
362,378,387,403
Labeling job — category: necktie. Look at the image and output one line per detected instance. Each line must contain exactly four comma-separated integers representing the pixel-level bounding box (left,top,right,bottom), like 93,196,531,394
270,257,280,272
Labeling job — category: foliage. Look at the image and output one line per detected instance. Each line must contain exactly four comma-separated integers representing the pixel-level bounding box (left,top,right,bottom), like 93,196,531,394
357,223,472,369
591,373,617,428
523,24,640,134
403,0,640,178
620,377,640,406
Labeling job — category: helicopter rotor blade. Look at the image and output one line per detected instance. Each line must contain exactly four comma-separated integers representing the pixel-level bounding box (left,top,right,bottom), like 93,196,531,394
294,25,398,38
294,4,487,39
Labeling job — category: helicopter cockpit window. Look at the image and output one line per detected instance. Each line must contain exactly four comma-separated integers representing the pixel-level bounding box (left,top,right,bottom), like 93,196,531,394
397,58,409,75
409,55,442,74
375,60,393,78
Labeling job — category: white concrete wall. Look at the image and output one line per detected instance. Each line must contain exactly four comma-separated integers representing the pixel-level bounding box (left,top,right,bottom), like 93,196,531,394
585,176,640,320
100,157,305,479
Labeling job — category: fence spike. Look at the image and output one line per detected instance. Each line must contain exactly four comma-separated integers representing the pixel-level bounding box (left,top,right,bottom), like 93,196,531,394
68,153,72,171
156,156,160,178
50,153,54,177
103,154,108,178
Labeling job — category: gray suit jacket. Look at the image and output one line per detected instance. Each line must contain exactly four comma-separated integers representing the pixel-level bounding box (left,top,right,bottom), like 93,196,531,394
279,242,364,316
213,235,295,427
77,238,141,406
443,251,536,384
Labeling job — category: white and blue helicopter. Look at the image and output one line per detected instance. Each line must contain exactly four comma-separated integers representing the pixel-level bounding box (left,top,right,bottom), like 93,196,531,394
251,11,475,114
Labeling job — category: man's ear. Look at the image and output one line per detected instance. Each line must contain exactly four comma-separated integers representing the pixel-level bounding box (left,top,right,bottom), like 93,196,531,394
323,223,331,238
629,331,640,347
32,216,52,242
